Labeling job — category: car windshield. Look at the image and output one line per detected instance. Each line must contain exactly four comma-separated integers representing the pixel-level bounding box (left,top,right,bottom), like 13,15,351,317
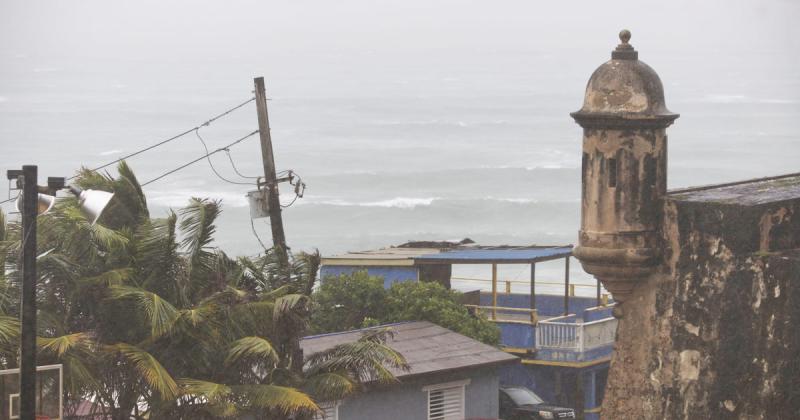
504,388,545,406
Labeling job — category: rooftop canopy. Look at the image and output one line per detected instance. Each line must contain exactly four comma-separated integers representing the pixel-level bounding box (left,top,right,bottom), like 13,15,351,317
321,242,573,267
414,245,573,265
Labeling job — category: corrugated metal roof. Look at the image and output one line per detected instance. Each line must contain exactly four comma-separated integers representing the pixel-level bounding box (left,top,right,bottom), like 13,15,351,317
321,245,573,266
300,321,518,379
414,246,573,264
321,248,442,266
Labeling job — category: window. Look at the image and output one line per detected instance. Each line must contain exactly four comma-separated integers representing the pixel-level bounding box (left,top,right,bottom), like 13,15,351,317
313,402,338,420
423,379,470,420
607,157,617,187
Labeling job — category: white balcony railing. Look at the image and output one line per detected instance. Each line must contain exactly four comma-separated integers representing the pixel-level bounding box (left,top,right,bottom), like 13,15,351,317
536,315,617,352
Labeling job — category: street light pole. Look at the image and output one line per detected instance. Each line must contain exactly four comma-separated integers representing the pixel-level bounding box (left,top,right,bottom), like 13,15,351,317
18,165,38,420
7,167,111,420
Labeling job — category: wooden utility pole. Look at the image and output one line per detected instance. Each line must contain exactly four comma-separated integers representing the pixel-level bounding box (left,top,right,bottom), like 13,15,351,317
253,77,289,265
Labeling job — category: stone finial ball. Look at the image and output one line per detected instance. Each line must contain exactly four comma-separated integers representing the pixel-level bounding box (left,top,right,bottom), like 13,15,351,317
619,29,632,44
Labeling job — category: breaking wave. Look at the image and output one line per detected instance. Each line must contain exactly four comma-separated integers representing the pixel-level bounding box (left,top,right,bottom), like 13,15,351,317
147,190,250,208
304,197,439,209
299,196,578,208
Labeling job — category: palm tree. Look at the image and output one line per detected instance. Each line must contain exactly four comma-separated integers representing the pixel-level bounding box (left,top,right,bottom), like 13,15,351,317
0,162,407,419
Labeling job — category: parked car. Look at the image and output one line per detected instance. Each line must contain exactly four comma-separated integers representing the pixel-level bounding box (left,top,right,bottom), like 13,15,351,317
499,387,576,419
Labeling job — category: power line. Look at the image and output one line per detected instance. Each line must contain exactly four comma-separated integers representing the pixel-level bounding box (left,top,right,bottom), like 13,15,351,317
141,130,260,187
250,218,270,254
194,128,255,186
67,96,255,181
224,149,260,179
1,129,262,205
0,192,19,206
1,98,257,206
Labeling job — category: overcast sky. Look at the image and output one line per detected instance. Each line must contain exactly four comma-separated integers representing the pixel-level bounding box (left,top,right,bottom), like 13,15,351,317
1,0,798,257
3,1,798,60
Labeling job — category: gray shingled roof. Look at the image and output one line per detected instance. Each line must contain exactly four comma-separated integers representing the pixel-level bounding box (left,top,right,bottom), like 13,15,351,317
300,321,518,379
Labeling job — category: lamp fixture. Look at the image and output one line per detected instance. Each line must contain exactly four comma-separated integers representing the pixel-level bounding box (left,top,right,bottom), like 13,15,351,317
12,181,114,225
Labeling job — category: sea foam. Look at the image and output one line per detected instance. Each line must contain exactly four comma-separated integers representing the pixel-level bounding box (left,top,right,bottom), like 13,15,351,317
303,197,439,209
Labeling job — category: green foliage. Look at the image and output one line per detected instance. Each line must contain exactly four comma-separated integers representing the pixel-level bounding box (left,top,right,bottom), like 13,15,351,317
312,273,500,346
0,163,407,420
311,271,387,333
384,282,500,345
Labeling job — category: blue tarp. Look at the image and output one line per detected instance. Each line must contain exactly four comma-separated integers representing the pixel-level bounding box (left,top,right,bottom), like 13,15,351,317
414,246,572,264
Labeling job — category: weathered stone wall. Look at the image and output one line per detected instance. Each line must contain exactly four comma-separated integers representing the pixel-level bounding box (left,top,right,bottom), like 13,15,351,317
601,183,800,419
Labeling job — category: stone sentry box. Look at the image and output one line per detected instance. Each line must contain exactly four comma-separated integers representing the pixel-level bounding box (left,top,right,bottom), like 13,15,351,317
569,30,800,419
571,30,678,311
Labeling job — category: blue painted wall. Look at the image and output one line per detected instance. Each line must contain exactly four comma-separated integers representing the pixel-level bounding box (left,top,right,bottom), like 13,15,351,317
497,322,535,349
320,265,418,288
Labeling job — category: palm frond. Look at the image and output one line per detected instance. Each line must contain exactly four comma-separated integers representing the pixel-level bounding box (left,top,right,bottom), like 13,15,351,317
304,328,409,385
79,268,133,287
135,213,179,266
292,251,321,295
179,378,232,401
134,214,181,302
176,303,219,328
0,315,20,344
256,284,291,301
179,198,220,260
274,294,308,321
228,300,276,337
62,353,102,396
57,205,129,256
302,372,356,402
237,256,270,291
37,252,80,282
74,166,115,189
233,384,318,415
105,342,178,400
108,286,178,338
115,161,149,221
225,336,280,367
199,285,249,306
86,220,130,250
37,332,88,357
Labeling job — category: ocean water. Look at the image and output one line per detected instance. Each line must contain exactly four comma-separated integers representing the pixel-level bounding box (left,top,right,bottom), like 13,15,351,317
1,0,798,290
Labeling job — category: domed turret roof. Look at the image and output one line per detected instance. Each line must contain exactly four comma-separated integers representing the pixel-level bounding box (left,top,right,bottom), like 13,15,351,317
571,30,678,128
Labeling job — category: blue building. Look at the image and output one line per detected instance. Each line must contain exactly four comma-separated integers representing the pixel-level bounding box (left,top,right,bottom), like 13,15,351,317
321,242,616,419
